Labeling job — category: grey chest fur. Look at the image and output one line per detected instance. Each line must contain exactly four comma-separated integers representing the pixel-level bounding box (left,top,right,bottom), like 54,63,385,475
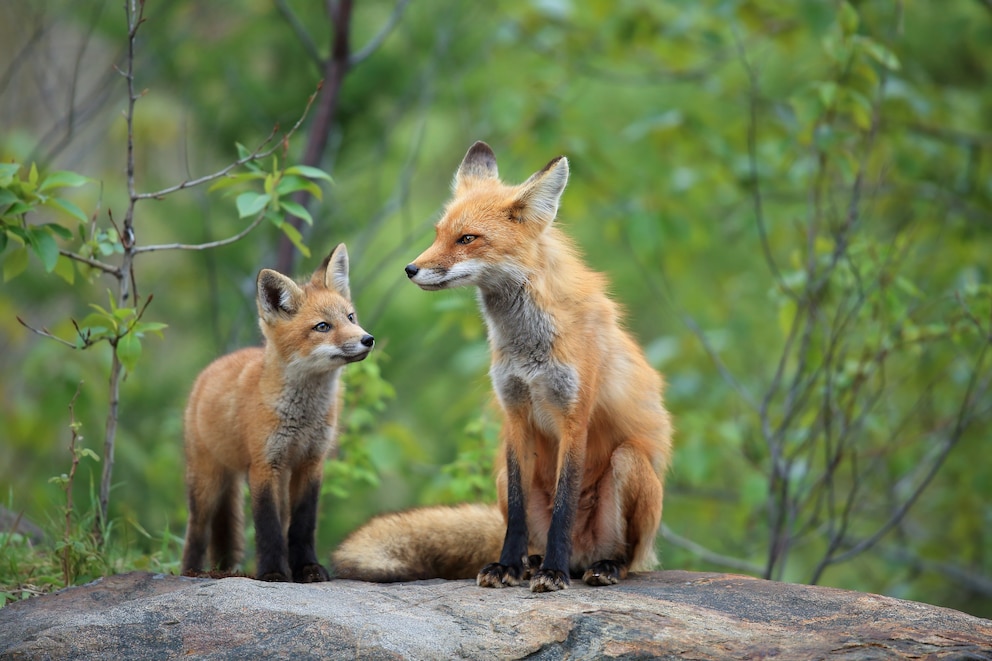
480,287,580,419
265,372,340,466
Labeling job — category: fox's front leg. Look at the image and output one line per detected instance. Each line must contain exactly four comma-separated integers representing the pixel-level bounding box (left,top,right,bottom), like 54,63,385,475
287,461,330,583
250,466,291,581
530,426,585,593
478,443,529,587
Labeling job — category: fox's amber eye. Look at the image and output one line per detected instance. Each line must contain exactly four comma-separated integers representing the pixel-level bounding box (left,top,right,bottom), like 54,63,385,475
457,234,477,245
313,322,331,333
347,313,356,323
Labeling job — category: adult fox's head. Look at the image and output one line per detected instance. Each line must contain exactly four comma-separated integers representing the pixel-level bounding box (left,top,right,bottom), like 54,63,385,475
256,243,374,371
405,141,569,292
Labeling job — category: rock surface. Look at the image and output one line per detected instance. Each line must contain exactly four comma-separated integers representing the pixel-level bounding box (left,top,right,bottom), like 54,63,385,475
1,570,990,659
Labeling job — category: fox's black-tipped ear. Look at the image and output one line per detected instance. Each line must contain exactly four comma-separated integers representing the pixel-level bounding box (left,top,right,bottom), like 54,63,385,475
454,141,499,190
316,243,351,299
514,155,569,226
257,269,304,320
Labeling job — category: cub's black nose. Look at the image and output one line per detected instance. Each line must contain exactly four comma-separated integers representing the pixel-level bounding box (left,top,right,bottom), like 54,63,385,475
404,264,419,278
360,334,375,348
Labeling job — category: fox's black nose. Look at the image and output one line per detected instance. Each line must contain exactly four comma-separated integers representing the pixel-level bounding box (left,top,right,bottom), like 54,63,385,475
360,334,375,348
404,264,419,279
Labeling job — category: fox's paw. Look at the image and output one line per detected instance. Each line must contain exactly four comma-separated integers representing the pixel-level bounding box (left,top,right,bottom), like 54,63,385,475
521,555,543,580
257,571,291,582
530,568,570,592
295,563,331,583
477,562,523,588
582,559,625,586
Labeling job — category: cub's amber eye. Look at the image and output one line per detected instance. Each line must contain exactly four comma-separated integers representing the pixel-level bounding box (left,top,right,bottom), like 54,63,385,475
313,322,332,333
457,234,477,245
347,313,356,323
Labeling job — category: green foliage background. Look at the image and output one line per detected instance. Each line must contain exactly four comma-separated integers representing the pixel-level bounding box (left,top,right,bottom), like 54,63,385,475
2,1,991,616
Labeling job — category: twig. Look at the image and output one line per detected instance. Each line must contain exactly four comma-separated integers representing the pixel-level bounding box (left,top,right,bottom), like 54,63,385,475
349,0,411,67
274,0,323,68
16,318,80,349
134,84,321,201
660,525,763,575
136,208,268,254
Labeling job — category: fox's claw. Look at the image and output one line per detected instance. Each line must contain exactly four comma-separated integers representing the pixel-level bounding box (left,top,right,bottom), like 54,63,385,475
477,562,524,588
530,568,570,592
582,559,625,586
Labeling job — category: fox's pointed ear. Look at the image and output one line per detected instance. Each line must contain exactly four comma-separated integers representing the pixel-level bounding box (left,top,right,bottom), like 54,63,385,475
453,141,499,191
257,269,304,320
315,243,351,299
514,155,569,225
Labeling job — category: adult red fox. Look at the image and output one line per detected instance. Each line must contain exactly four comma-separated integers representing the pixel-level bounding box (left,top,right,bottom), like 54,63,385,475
182,244,374,582
334,142,672,592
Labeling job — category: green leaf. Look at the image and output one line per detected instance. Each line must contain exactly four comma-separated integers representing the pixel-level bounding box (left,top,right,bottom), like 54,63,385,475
38,170,90,193
53,254,75,284
235,191,271,218
285,165,333,183
28,227,59,272
0,188,18,209
276,175,322,201
207,172,259,193
2,246,29,281
28,163,39,186
279,222,310,258
839,1,859,36
280,199,313,225
116,331,142,373
133,321,168,336
0,163,20,187
857,37,900,71
44,197,89,223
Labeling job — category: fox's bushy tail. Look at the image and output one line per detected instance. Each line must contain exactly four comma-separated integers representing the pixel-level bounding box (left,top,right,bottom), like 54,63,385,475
331,503,505,582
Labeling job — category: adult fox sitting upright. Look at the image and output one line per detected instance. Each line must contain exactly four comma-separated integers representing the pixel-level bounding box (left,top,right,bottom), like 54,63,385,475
182,244,374,582
333,143,672,592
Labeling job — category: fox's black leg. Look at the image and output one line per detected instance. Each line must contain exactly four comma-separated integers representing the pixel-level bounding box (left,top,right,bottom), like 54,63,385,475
530,450,582,592
478,446,528,587
252,482,290,581
288,475,330,583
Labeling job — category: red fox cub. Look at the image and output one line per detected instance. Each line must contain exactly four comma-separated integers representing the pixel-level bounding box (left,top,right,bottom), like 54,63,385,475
334,142,672,592
181,244,373,582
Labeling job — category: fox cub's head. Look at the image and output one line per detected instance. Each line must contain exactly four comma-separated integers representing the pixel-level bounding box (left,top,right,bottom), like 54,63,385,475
256,243,373,371
405,141,568,291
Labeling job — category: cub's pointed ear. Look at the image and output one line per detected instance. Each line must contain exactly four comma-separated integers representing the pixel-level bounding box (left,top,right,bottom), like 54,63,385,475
257,269,304,320
315,243,351,299
513,155,569,226
453,141,499,191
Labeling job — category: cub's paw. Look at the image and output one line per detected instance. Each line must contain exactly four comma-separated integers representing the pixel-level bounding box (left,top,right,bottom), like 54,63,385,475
257,571,291,582
295,563,331,583
530,568,570,593
582,559,625,586
477,562,523,588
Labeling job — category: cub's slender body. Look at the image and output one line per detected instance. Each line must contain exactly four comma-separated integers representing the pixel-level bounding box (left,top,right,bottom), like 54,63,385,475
182,244,373,582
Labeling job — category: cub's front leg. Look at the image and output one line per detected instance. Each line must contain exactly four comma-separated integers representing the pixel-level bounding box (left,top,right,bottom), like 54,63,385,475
250,466,291,581
287,462,331,583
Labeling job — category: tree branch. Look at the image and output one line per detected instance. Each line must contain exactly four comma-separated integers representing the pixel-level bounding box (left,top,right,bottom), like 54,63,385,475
349,0,411,67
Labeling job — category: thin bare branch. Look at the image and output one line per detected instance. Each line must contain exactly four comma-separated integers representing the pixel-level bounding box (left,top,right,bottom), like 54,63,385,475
349,0,411,67
134,85,321,201
660,525,764,575
136,208,268,254
57,248,120,275
274,0,323,68
16,317,80,349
